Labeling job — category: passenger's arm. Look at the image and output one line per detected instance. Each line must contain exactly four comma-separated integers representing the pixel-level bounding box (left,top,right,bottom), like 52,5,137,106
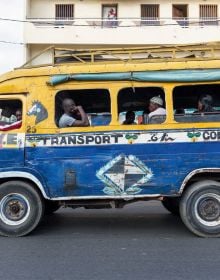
72,106,90,127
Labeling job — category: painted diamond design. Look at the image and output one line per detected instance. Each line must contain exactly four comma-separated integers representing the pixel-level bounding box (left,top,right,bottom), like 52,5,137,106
96,154,153,195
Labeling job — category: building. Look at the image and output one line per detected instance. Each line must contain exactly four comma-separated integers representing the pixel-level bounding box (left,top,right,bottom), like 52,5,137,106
24,0,220,65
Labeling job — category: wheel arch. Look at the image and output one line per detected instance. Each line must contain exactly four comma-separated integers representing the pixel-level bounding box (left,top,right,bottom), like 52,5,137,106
180,168,220,194
0,171,50,200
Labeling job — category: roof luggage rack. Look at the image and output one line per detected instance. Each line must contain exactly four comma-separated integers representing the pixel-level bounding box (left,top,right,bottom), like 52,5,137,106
20,42,220,68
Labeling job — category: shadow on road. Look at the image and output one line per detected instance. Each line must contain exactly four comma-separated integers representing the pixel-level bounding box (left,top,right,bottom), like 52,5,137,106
36,201,192,237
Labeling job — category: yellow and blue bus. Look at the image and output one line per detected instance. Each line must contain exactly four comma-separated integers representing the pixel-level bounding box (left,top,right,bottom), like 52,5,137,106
1,44,220,237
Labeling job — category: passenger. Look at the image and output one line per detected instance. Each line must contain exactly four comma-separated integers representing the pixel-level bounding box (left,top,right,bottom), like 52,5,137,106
123,111,136,125
0,108,22,131
148,95,166,119
59,98,89,128
15,109,22,121
0,108,16,124
194,94,215,113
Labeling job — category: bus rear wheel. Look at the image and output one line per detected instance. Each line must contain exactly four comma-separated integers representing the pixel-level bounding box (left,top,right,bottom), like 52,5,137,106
161,197,180,215
180,180,220,237
0,181,44,237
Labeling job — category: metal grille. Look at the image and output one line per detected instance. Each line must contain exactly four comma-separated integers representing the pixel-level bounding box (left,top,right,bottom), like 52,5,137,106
55,4,74,19
199,5,218,25
141,4,159,25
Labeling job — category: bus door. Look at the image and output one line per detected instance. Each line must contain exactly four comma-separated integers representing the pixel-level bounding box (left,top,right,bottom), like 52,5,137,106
0,95,25,168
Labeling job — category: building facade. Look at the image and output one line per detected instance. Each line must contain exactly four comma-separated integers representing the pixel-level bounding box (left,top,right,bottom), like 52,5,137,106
24,0,220,65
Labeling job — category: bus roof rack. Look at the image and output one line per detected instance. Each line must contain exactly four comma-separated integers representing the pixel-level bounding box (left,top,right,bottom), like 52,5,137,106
20,42,220,68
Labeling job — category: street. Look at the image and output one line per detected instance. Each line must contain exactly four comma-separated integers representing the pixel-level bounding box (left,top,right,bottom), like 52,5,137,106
0,201,219,280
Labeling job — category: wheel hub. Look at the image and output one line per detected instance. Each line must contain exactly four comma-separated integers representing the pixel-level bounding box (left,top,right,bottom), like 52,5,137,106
195,193,220,227
198,198,220,221
0,194,30,226
6,200,26,220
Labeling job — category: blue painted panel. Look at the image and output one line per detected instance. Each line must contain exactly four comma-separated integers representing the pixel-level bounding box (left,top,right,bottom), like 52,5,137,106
25,141,220,198
0,148,24,168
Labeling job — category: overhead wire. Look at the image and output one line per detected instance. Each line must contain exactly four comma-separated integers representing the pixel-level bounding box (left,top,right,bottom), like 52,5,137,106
0,40,24,45
0,16,218,26
0,16,218,45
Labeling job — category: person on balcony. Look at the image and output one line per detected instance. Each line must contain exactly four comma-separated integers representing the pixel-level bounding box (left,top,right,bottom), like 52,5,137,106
108,8,117,27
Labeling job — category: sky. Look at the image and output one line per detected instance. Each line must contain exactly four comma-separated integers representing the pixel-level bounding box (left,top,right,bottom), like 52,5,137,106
0,0,24,74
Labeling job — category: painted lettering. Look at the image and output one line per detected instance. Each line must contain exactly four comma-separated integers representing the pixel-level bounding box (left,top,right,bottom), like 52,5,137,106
60,136,67,145
111,134,123,143
86,136,94,144
202,131,220,141
7,134,17,145
95,136,102,144
51,137,59,145
0,134,6,147
68,136,76,145
77,135,84,144
160,133,175,142
102,135,110,144
149,133,158,142
203,131,210,140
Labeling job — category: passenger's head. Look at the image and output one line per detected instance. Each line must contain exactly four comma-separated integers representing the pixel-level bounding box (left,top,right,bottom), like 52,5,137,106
198,94,213,112
124,110,135,124
15,109,22,121
62,98,76,114
149,96,163,112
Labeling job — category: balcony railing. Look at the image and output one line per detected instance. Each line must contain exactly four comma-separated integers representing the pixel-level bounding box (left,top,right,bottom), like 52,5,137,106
26,17,220,28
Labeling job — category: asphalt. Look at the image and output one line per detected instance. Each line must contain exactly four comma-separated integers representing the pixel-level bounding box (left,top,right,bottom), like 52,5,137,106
0,201,219,280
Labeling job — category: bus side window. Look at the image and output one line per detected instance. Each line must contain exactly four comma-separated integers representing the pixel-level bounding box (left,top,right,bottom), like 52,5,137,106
117,87,166,125
173,84,220,123
55,89,111,128
0,99,22,131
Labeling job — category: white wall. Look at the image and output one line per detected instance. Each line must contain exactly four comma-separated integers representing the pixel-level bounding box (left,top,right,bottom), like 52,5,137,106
27,0,220,19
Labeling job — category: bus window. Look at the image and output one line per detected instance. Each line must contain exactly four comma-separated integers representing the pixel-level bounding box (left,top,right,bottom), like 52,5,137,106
55,89,111,127
0,99,22,131
117,87,166,124
173,84,220,123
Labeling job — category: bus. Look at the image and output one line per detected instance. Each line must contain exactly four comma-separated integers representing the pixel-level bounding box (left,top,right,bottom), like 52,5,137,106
1,44,220,237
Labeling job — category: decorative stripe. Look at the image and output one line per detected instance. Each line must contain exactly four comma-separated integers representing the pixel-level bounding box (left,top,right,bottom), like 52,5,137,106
26,129,220,148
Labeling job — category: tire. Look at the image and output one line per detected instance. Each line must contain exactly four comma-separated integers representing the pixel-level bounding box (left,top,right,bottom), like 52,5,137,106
44,200,60,215
0,181,44,237
180,180,220,237
162,197,180,215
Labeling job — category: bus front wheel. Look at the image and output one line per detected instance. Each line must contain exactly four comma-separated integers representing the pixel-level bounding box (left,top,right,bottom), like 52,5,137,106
180,180,220,237
0,181,44,237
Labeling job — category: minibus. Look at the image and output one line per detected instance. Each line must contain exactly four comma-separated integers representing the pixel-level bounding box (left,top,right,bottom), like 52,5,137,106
0,44,220,237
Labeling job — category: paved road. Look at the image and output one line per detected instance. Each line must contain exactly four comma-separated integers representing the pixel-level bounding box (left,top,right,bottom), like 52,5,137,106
0,201,219,280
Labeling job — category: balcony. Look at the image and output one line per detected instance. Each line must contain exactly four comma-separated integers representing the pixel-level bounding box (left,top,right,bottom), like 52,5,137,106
24,17,220,45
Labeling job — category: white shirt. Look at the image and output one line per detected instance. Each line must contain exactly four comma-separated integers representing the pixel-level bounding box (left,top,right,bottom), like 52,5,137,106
59,113,76,128
148,107,166,119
